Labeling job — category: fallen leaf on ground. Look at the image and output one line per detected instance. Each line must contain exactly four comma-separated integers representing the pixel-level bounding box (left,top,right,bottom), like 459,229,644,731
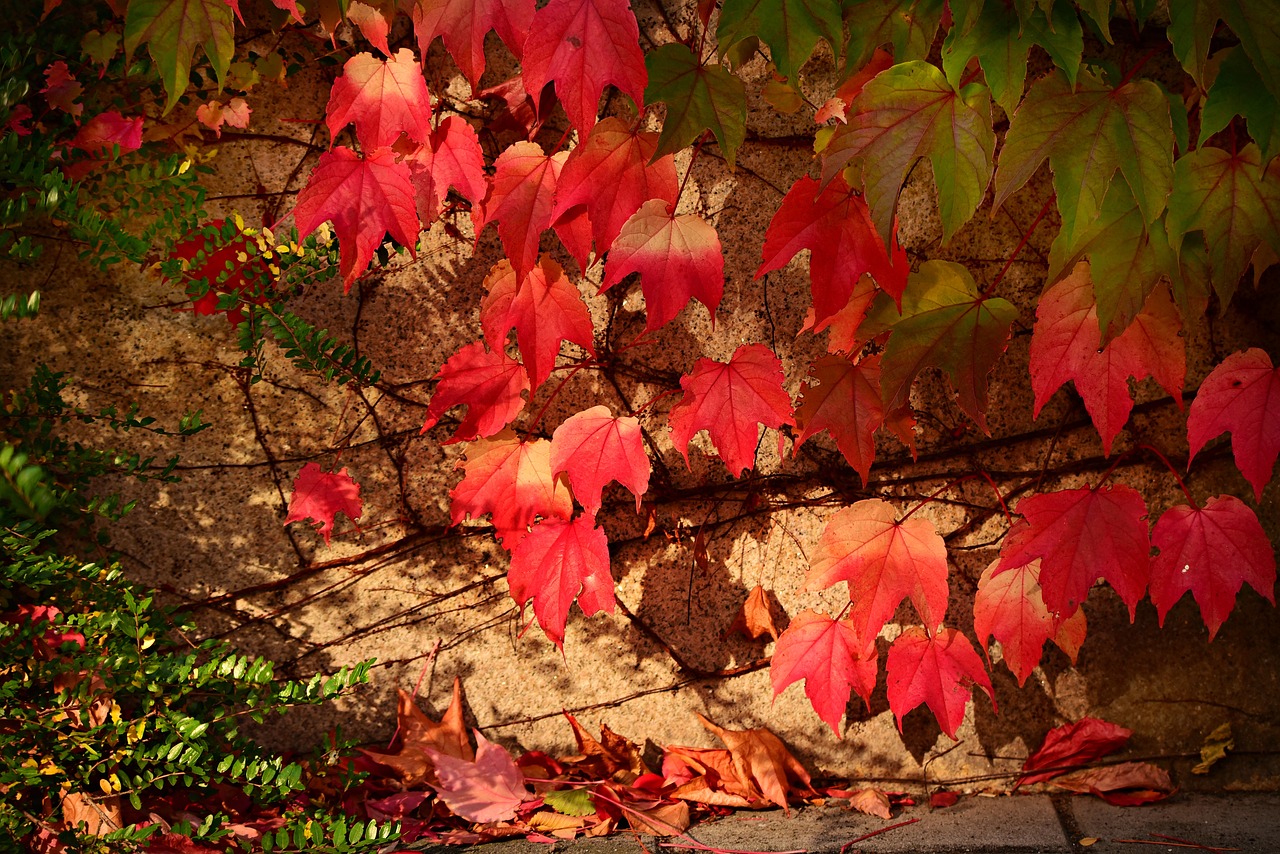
360,678,472,787
697,713,812,810
1192,723,1234,775
929,790,960,808
842,787,892,819
426,730,530,822
1051,761,1175,806
1019,717,1132,787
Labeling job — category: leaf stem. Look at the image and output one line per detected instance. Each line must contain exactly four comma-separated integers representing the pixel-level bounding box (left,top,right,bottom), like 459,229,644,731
899,474,980,522
984,194,1054,297
1137,444,1196,506
674,138,705,210
838,818,921,851
1118,46,1165,88
529,358,597,433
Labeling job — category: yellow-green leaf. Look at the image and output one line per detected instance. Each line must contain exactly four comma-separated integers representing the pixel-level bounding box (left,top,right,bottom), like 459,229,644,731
645,43,747,167
124,0,235,114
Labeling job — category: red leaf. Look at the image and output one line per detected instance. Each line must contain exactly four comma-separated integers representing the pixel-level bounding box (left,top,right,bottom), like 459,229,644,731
169,219,274,325
346,1,393,56
70,110,143,155
549,405,650,515
667,344,794,477
793,353,884,486
481,141,567,280
1186,348,1280,500
421,341,529,443
770,609,876,736
426,730,529,822
521,0,647,133
1019,717,1132,787
997,485,1150,619
479,257,595,390
973,549,1087,687
799,273,880,354
410,0,534,89
284,462,363,545
551,117,679,256
42,61,83,116
403,115,487,224
478,75,551,140
508,513,615,649
1029,262,1184,455
294,146,419,290
756,174,908,324
885,626,995,740
805,498,949,647
1052,762,1175,806
450,432,573,547
326,49,432,150
601,199,725,331
1150,495,1277,640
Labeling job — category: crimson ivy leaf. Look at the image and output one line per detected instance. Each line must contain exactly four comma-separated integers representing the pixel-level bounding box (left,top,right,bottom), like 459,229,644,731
509,513,615,649
521,0,647,133
770,609,876,737
805,498,949,645
550,405,650,515
859,260,1018,434
668,344,794,477
715,0,843,84
1150,496,1276,640
843,0,945,71
294,146,419,290
450,433,573,548
793,354,883,486
326,49,432,150
644,43,747,167
284,463,363,545
409,0,534,89
422,342,530,443
480,141,567,281
822,61,995,246
996,485,1151,619
756,173,908,325
1186,348,1280,501
124,0,234,113
885,626,994,740
601,199,724,331
995,69,1173,240
404,115,487,225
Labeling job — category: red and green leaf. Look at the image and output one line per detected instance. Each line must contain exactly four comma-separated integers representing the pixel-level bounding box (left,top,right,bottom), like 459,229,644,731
644,43,747,167
792,354,883,485
123,0,234,113
715,0,843,83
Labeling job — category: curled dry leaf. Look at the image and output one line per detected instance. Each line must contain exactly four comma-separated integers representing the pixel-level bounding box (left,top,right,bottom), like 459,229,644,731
728,584,782,641
840,787,892,819
1051,761,1175,806
697,713,812,810
1019,717,1132,787
359,678,471,787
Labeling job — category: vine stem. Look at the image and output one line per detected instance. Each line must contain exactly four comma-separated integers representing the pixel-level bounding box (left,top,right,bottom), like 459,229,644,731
983,194,1054,297
674,138,705,210
528,358,598,433
899,472,1009,524
1138,444,1196,506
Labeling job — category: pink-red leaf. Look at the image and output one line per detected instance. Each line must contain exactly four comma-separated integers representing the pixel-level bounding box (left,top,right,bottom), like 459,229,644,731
1019,717,1132,786
757,174,908,323
326,49,432,150
409,0,534,88
450,433,573,547
1052,762,1175,806
885,626,994,740
668,343,794,477
70,110,143,155
793,353,884,486
426,730,529,822
1150,495,1277,640
421,341,529,443
481,141,567,280
550,405,650,515
404,115,487,224
1186,348,1280,500
805,498,949,646
508,513,615,649
997,485,1150,619
601,199,724,331
479,257,595,390
521,0,647,133
770,609,876,737
294,146,419,290
284,462,362,545
551,117,679,255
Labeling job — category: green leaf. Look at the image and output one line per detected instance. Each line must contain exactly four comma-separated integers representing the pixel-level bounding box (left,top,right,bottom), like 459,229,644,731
842,0,945,71
1166,144,1280,309
124,0,235,114
821,60,995,245
1199,47,1279,163
1074,0,1113,42
941,1,1082,117
858,260,1018,432
544,787,597,816
995,69,1173,239
1169,0,1280,100
645,43,747,167
717,0,843,82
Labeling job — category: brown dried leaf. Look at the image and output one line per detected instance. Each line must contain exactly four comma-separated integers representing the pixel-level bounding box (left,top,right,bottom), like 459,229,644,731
627,800,691,836
844,787,892,819
61,791,122,835
360,678,471,786
562,713,647,779
1052,761,1176,806
697,713,812,810
728,585,782,641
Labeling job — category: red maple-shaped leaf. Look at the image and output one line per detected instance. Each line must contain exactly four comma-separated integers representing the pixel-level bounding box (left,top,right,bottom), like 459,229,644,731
550,405,650,515
409,0,534,89
1150,495,1276,640
551,117,679,255
521,0,647,133
668,344,794,477
1187,348,1280,500
450,432,573,547
793,354,884,486
294,146,419,290
479,257,595,390
480,141,568,280
421,341,529,443
403,115,487,224
326,49,432,150
800,273,880,353
770,609,876,737
757,174,908,324
974,549,1086,687
71,110,143,155
805,499,949,646
284,462,363,544
426,730,529,822
885,626,995,740
1030,263,1185,454
601,199,724,331
1019,717,1132,787
997,485,1150,619
508,513,615,649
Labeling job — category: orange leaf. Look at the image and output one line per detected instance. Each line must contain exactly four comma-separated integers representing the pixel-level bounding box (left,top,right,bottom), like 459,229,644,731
697,713,811,810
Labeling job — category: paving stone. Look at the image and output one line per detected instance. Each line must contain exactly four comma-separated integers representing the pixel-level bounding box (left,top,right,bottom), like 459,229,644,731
1068,793,1280,853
